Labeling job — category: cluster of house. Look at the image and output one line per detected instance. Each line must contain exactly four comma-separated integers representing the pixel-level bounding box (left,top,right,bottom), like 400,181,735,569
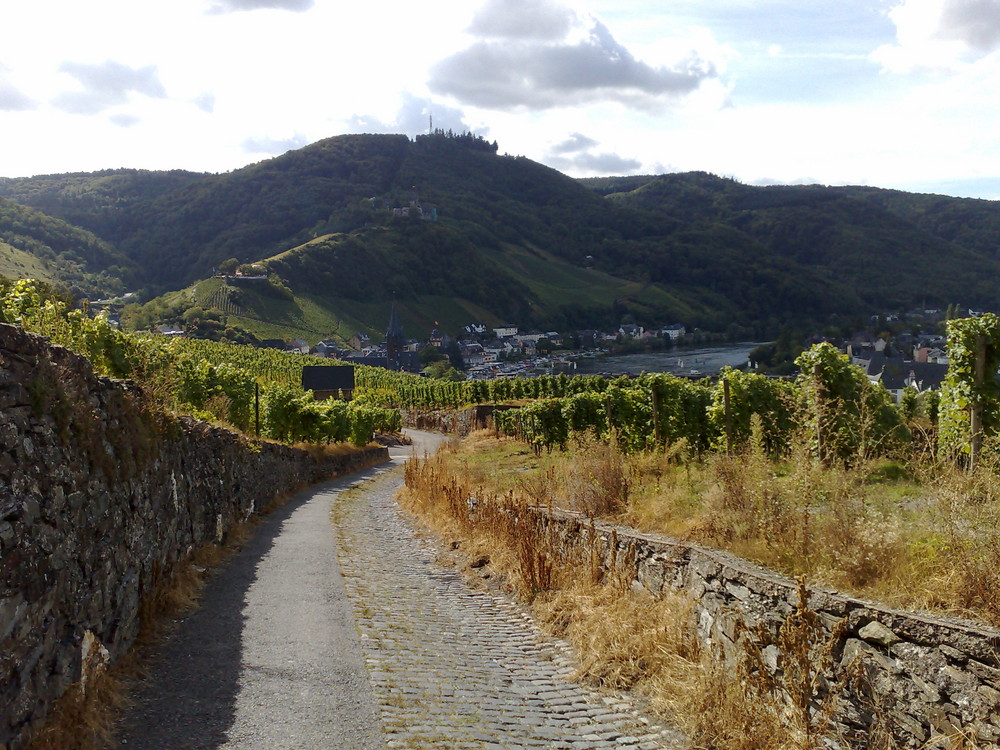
305,317,690,377
843,333,948,402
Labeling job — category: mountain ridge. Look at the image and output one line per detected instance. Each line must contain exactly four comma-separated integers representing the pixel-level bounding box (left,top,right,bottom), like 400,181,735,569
0,133,998,339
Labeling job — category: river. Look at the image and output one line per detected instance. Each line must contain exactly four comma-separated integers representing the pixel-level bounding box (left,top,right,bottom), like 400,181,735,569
572,342,767,377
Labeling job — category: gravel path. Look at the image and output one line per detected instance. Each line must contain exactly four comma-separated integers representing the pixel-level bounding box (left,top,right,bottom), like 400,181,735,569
114,431,684,749
114,462,392,749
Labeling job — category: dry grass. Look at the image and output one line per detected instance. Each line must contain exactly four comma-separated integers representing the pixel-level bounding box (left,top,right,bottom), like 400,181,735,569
425,428,1000,626
401,428,1000,749
289,440,373,459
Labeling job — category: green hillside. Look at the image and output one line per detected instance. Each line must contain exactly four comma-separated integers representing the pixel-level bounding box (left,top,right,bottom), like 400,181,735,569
0,196,139,297
596,173,1000,316
4,134,1000,337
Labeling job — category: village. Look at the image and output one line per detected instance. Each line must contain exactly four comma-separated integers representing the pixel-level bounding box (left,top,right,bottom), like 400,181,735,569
303,310,690,381
295,305,960,402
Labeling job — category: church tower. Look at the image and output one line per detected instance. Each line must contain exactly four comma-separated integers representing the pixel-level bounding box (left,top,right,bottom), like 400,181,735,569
385,303,404,370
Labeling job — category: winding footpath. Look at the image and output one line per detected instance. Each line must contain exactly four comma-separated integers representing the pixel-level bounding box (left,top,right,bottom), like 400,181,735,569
115,431,684,749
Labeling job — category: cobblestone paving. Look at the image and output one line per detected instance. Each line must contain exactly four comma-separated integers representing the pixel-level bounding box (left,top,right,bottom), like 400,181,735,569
333,468,687,750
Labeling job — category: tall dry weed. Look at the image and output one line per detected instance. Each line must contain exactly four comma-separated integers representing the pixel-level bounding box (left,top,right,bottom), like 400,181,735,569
560,439,631,517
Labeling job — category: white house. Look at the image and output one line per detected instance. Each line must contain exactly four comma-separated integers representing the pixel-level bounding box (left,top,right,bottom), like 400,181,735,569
661,324,685,340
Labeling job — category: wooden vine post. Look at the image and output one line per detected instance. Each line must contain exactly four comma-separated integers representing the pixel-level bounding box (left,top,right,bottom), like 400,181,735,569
813,361,826,463
723,377,733,455
255,381,261,438
651,384,663,446
970,334,986,470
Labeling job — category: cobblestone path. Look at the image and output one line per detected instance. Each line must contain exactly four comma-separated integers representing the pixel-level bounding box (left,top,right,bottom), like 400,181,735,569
334,467,686,750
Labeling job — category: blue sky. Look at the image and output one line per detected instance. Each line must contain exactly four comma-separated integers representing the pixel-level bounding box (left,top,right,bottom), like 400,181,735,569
2,0,1000,199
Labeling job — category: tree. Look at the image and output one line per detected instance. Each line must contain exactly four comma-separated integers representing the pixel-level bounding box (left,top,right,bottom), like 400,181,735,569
217,257,239,275
419,345,445,367
938,313,1000,462
445,340,465,371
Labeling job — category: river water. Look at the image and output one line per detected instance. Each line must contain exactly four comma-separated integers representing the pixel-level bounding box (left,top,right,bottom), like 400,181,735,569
572,342,766,377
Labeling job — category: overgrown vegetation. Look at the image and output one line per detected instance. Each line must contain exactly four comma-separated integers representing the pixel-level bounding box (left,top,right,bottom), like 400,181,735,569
402,431,995,748
0,278,400,445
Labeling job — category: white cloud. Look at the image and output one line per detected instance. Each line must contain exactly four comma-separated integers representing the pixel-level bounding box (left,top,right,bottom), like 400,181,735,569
430,5,718,111
53,61,167,115
193,93,215,113
242,133,308,155
937,0,1000,51
546,149,642,174
550,132,598,154
468,0,577,40
207,0,313,13
0,75,35,111
872,0,1000,72
348,94,473,137
542,130,641,174
110,113,142,128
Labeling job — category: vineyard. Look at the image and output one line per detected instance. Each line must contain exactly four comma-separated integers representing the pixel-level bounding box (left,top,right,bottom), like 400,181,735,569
202,282,243,316
486,322,995,467
0,279,400,446
2,277,996,465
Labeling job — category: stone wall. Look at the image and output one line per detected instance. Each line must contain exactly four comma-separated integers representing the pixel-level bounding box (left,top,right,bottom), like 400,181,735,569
401,405,514,435
536,508,1000,748
0,324,387,750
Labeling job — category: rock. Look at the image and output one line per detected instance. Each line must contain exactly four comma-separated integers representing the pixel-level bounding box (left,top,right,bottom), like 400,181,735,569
859,620,901,647
939,644,967,663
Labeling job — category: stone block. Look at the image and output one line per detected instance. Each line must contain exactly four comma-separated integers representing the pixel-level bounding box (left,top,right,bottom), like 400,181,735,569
859,620,901,647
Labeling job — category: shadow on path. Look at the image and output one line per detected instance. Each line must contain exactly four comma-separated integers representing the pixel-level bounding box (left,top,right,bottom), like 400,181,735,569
113,462,391,750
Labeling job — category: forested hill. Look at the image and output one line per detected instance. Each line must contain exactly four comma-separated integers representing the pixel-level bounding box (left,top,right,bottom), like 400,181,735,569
587,173,1000,321
0,195,139,298
2,133,1000,336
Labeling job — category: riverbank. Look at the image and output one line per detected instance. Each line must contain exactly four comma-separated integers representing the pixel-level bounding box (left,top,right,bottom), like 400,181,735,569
573,342,767,377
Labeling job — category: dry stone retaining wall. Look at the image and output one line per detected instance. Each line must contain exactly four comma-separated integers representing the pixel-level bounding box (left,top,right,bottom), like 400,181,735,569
535,508,1000,748
401,405,514,436
0,324,386,750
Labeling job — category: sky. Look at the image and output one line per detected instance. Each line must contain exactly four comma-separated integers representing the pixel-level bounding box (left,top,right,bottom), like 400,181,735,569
2,0,1000,198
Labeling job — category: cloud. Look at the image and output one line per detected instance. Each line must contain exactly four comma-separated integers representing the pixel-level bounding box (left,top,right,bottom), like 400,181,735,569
0,78,35,111
468,0,576,41
544,132,641,175
109,113,141,128
430,15,716,110
348,94,473,137
550,132,598,154
873,0,1000,72
242,133,308,154
207,0,313,13
194,93,216,113
936,0,1000,51
750,176,821,187
53,60,166,115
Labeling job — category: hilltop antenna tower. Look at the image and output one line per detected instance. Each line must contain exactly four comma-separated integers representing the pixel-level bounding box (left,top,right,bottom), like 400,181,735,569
429,113,433,134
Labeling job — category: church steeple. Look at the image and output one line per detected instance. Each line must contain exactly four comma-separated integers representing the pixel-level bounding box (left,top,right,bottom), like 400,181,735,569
385,303,404,369
386,303,404,341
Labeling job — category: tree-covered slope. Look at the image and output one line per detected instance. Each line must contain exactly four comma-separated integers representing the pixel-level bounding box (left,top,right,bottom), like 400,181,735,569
0,196,139,297
3,135,1000,336
599,173,1000,316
